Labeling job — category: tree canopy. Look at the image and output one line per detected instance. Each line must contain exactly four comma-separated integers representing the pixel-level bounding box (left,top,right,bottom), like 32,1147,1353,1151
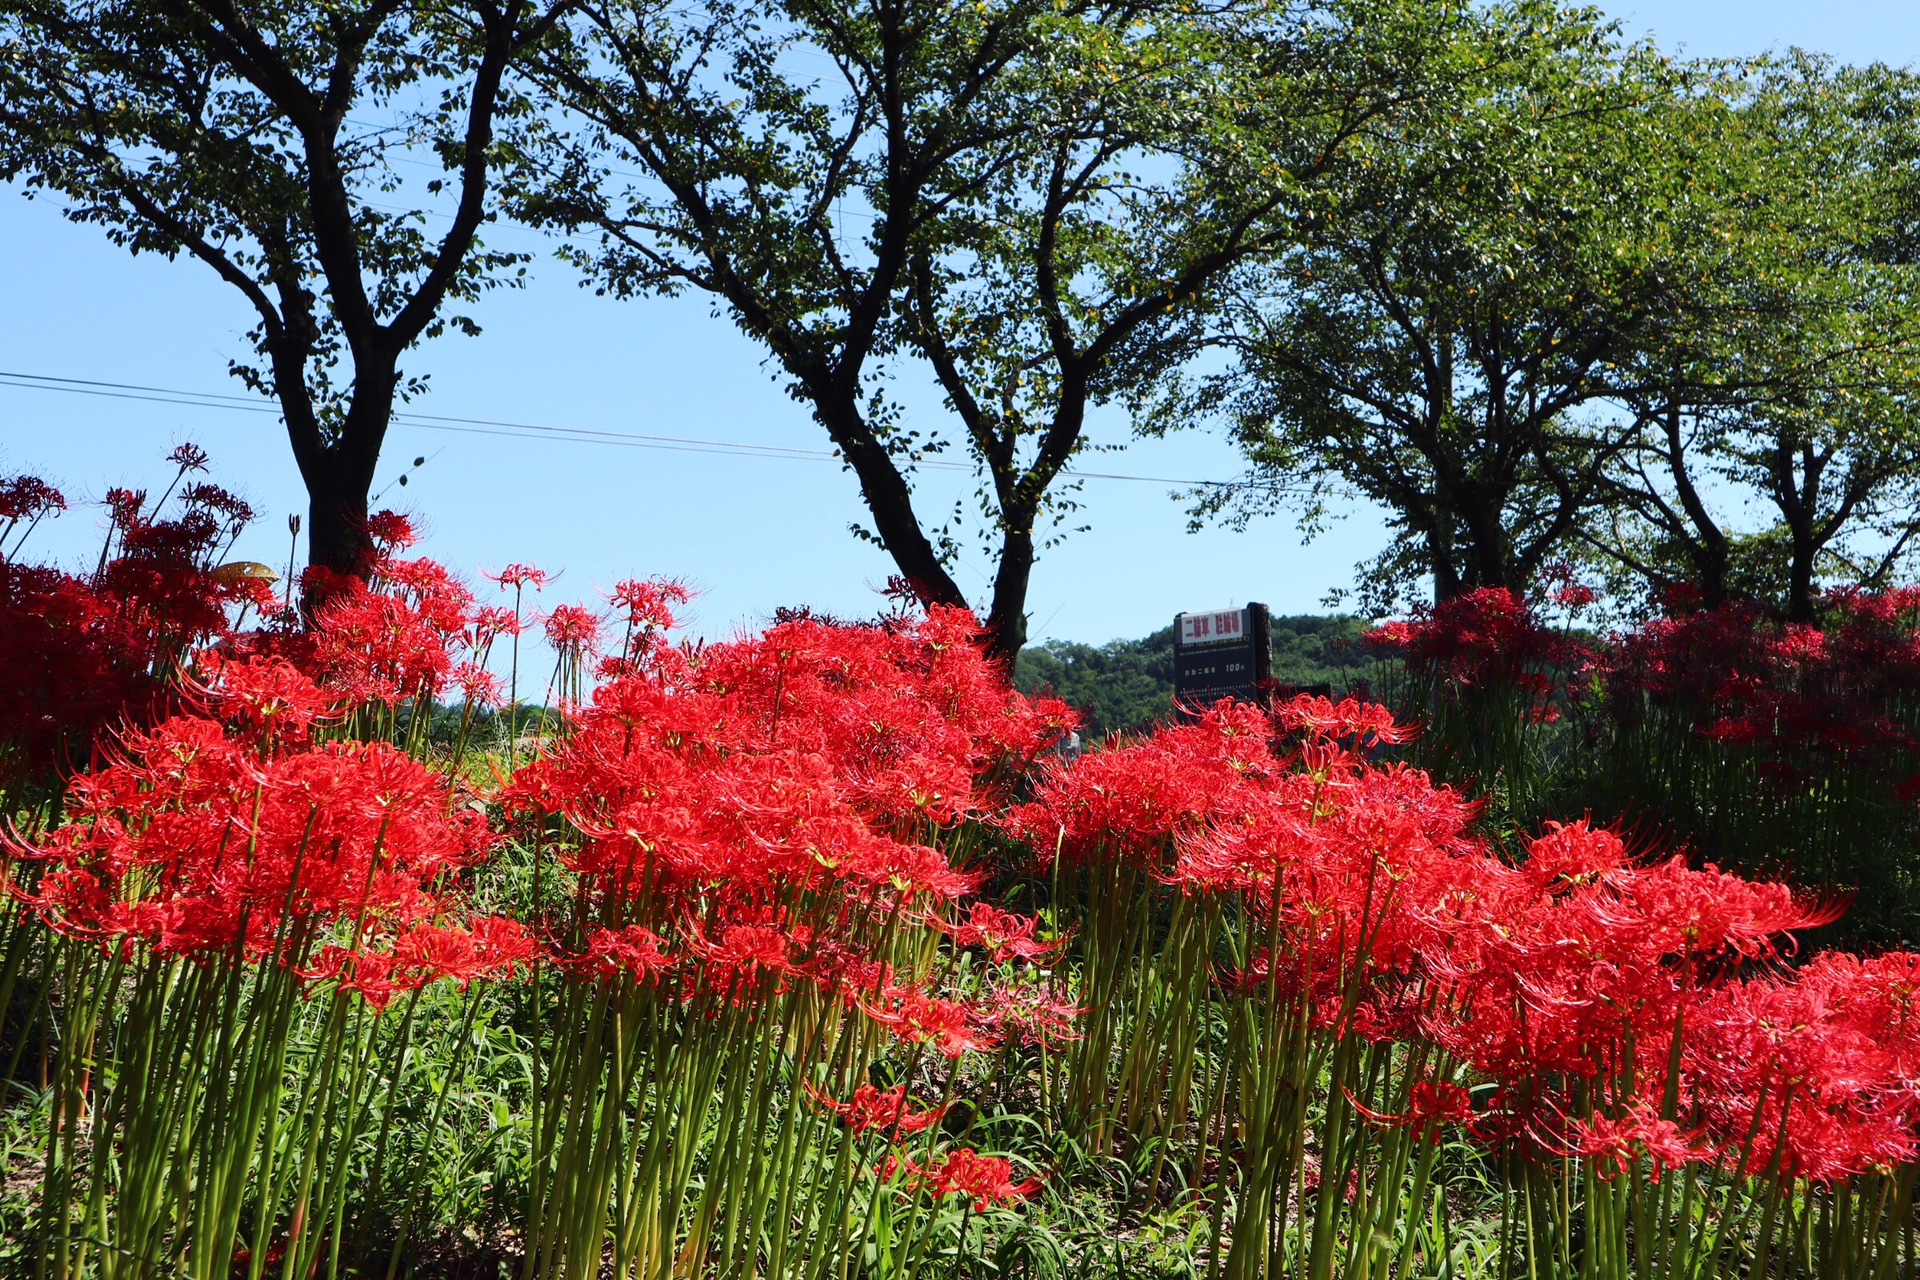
511,0,1509,657
1584,56,1920,620
1173,23,1920,621
0,0,571,577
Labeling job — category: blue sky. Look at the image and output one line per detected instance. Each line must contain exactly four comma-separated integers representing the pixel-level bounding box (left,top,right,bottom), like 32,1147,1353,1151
4,1,1918,644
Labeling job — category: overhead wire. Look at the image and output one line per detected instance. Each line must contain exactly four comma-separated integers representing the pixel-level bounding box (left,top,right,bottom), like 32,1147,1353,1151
0,369,1252,489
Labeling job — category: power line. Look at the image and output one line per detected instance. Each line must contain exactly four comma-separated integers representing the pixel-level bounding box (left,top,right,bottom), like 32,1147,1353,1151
0,369,1248,488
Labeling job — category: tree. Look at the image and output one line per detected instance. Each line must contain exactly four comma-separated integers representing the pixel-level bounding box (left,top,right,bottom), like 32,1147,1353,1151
513,0,1487,660
1584,57,1920,621
0,0,572,578
1172,11,1708,615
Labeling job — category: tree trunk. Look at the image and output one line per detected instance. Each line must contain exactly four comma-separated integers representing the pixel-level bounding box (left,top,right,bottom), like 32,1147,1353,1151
294,358,397,589
1772,437,1822,624
813,398,969,613
1663,404,1729,606
984,522,1036,667
305,465,373,579
1787,538,1818,624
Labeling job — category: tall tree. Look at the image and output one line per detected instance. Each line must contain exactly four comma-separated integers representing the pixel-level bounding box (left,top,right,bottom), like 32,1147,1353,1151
1587,56,1920,620
1171,11,1706,614
513,0,1488,659
0,0,572,577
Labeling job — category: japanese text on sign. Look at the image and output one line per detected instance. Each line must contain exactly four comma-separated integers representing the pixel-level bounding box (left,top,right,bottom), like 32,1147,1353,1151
1177,608,1245,646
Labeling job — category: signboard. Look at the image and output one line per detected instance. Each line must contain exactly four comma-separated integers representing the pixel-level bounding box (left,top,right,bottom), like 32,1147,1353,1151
1173,602,1272,711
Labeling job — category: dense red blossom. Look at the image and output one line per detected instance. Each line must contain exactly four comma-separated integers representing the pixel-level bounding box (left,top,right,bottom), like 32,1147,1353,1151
0,463,270,787
1568,1104,1702,1182
13,667,492,968
1684,951,1920,1181
884,1148,1043,1211
939,902,1061,963
1023,690,1893,1190
508,602,1071,1051
1365,587,1592,693
542,604,602,656
1273,693,1413,747
308,554,480,707
806,1082,950,1136
1606,592,1920,779
304,916,536,1011
0,473,66,524
1006,699,1279,870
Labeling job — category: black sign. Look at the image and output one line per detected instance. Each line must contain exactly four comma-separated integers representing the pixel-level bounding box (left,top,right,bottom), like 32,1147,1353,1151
1172,602,1272,712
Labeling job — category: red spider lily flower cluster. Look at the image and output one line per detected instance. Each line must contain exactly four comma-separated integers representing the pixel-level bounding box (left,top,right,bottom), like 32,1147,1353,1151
882,1148,1044,1211
304,915,537,1011
303,546,485,709
1567,1104,1702,1182
1684,951,1920,1181
1543,561,1599,612
0,473,66,529
1365,587,1593,696
0,463,272,788
1347,1079,1475,1141
1017,691,1920,1186
1606,590,1920,777
805,1081,951,1136
507,599,1075,1052
1005,699,1284,871
9,658,499,1001
937,902,1063,963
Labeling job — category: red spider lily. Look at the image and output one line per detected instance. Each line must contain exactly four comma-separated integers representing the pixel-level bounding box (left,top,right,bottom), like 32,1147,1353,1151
194,652,338,746
976,979,1084,1050
1684,951,1920,1181
804,1082,950,1135
1006,699,1278,870
859,985,1000,1058
1520,819,1629,887
1348,1079,1474,1138
687,920,810,993
1542,560,1598,611
0,473,66,526
508,604,1070,894
0,459,270,787
1274,693,1414,748
884,1148,1044,1211
391,916,539,986
485,562,550,591
166,443,211,473
299,916,538,1011
13,708,492,963
507,599,1067,1086
1567,1103,1704,1182
363,509,419,553
304,554,482,709
542,603,602,655
504,598,1072,1279
570,923,676,982
1365,587,1592,690
452,661,504,709
609,576,692,632
938,902,1061,963
1604,592,1920,771
1419,831,1839,1165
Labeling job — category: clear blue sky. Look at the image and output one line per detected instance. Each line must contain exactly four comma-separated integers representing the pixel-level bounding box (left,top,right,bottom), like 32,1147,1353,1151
4,1,1917,644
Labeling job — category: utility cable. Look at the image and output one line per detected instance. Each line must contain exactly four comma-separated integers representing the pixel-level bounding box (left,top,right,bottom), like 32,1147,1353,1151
0,369,1252,488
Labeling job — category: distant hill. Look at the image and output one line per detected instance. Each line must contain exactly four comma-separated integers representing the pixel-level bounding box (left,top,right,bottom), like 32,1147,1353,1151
1014,614,1377,739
